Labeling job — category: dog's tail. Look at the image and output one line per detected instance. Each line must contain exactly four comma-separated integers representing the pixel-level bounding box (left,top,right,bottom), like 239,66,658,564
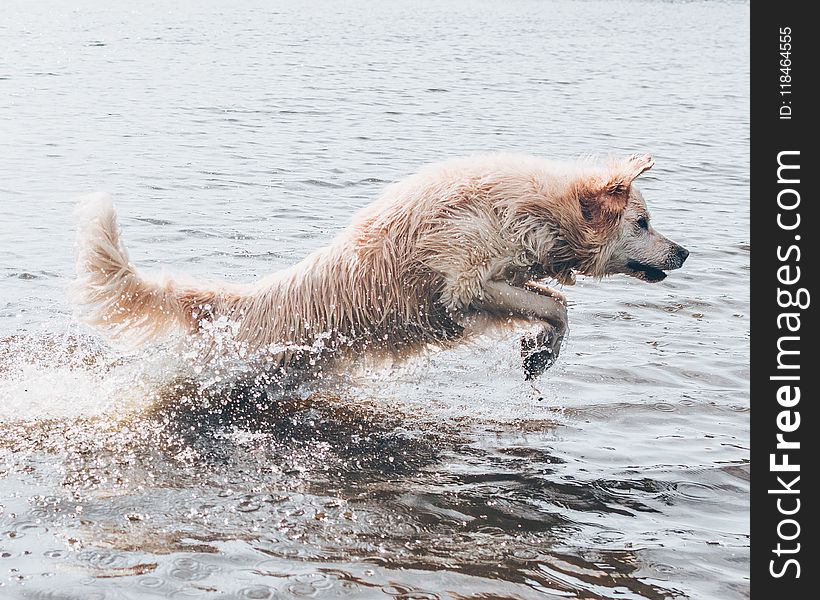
70,193,227,345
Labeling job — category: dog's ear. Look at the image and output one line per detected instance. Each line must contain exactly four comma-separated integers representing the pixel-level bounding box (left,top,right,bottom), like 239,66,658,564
578,191,626,228
578,154,653,228
606,154,654,198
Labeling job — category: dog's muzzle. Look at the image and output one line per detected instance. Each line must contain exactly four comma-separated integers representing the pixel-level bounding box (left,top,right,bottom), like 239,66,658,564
669,244,690,269
625,243,689,283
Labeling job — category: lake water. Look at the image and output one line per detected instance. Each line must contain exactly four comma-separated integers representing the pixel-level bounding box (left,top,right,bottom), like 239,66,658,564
0,1,750,598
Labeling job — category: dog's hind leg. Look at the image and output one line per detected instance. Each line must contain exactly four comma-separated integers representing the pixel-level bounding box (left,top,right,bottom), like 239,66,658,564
476,280,568,379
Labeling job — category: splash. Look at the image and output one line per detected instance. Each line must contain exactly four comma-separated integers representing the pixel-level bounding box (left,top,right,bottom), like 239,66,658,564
0,331,153,421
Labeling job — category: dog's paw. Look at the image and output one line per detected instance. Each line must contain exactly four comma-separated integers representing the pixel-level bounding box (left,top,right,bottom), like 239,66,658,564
520,327,563,380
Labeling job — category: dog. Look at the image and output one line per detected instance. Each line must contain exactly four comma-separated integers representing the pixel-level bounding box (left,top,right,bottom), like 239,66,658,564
71,153,688,379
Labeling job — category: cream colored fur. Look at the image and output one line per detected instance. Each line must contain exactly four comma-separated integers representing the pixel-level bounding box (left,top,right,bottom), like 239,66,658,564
71,153,676,372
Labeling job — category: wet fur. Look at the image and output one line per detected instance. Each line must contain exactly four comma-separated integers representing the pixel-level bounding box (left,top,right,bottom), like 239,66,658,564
71,153,686,373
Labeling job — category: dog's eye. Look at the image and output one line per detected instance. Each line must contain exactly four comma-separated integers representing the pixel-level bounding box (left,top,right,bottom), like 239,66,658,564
637,217,649,230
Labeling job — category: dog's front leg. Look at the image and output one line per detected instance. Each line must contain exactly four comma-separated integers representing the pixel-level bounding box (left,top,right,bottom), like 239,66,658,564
520,281,569,379
477,279,568,379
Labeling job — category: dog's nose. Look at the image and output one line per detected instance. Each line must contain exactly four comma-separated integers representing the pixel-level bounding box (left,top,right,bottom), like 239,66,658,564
676,246,690,264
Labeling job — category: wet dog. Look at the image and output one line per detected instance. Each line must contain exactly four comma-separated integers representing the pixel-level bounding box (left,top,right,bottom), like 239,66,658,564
71,153,688,378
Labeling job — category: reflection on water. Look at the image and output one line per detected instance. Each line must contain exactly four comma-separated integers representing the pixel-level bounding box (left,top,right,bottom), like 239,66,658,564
1,0,748,597
1,340,689,599
1,331,747,599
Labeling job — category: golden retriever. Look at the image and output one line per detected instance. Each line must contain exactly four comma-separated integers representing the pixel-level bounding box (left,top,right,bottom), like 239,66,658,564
71,153,688,379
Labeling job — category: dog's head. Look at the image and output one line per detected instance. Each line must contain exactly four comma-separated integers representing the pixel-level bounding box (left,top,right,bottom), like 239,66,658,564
600,185,689,282
553,154,689,283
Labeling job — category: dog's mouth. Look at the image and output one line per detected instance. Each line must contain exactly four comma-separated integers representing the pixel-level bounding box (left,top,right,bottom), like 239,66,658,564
624,260,667,283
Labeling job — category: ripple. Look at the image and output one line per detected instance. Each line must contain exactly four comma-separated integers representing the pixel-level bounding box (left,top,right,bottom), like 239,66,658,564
673,481,719,502
138,575,165,588
652,562,677,574
168,589,211,598
253,557,300,577
283,581,316,597
238,584,275,599
590,530,626,545
27,591,108,600
382,585,440,600
135,217,174,226
287,571,337,596
78,549,129,569
510,548,539,560
169,556,214,582
260,540,311,560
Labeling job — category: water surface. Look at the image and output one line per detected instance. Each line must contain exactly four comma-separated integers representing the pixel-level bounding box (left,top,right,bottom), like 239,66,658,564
1,1,749,598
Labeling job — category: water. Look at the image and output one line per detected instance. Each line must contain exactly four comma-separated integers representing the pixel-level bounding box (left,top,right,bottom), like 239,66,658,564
1,1,749,598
